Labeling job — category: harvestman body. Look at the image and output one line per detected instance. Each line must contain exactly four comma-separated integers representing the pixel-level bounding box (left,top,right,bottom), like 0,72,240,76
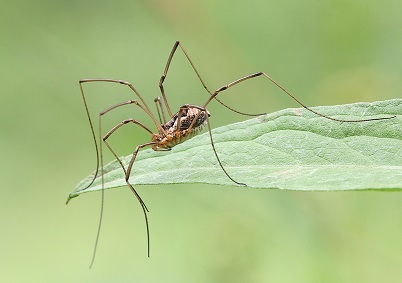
77,41,394,267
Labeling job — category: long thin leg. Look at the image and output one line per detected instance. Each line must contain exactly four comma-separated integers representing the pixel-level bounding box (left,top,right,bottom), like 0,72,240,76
101,118,154,210
89,117,154,268
79,79,159,267
102,118,157,259
154,97,168,124
159,41,265,117
99,99,154,208
80,79,165,134
78,81,110,268
204,112,247,186
202,72,396,122
79,79,163,193
180,104,246,186
180,69,395,186
78,81,100,193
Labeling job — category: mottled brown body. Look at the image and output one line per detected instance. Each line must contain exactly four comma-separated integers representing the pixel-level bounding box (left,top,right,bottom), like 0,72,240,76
152,106,210,150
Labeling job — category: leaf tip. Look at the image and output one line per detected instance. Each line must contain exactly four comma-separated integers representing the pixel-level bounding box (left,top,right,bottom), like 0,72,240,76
65,193,77,205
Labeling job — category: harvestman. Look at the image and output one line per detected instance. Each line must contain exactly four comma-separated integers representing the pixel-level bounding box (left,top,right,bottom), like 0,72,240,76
77,41,394,267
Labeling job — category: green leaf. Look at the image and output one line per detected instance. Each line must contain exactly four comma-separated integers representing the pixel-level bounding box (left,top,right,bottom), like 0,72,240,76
68,99,402,202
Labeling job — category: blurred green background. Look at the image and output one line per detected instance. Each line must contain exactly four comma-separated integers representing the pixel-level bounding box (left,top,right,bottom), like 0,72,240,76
1,0,401,282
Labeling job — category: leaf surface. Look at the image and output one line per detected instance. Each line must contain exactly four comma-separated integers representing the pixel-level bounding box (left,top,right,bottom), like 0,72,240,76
68,99,402,202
